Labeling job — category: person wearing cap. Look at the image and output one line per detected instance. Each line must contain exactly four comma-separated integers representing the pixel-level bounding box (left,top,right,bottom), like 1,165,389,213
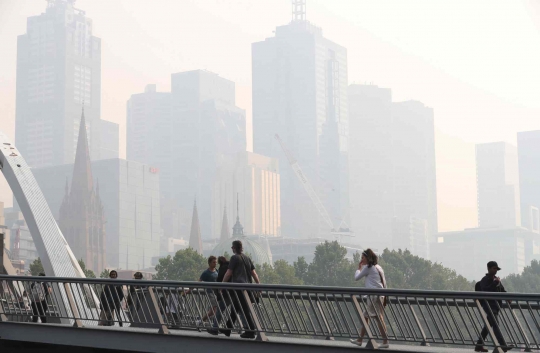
475,261,513,352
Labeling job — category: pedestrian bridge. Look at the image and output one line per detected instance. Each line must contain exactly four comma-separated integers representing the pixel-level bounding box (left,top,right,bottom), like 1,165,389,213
1,276,539,353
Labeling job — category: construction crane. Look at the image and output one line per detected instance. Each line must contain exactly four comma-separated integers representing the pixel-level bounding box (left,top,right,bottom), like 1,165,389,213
275,134,353,239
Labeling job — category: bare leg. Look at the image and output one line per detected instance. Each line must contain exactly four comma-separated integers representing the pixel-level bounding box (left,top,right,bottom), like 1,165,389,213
375,314,389,345
356,317,370,343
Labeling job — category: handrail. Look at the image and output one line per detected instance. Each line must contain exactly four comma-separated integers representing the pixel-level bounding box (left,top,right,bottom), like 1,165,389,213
0,275,539,351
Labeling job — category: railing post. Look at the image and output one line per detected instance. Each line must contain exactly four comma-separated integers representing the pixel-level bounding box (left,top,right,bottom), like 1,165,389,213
147,286,169,335
475,299,504,353
409,298,430,346
0,297,8,322
315,299,334,340
243,290,268,342
63,283,83,328
352,295,379,350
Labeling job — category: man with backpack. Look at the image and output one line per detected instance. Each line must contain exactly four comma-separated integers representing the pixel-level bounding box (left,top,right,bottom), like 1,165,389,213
30,273,52,323
474,261,513,352
222,240,261,339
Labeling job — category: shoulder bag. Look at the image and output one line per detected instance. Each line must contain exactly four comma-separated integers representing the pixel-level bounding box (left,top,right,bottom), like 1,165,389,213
375,265,388,307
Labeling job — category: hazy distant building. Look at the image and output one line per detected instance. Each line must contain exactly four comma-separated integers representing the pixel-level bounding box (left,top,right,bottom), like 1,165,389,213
348,84,393,247
170,70,246,239
57,110,106,273
391,217,429,260
31,157,161,270
476,142,520,228
392,101,438,243
212,152,281,238
432,227,540,280
15,0,118,168
252,16,349,238
517,131,540,232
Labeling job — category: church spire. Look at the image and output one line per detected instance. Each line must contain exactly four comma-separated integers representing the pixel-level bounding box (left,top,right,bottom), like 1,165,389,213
232,193,244,237
71,106,93,195
220,206,230,241
189,199,203,254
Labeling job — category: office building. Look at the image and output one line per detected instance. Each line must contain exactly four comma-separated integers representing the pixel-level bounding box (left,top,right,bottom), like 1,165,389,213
391,217,429,260
517,131,540,232
432,227,540,280
392,101,438,241
170,70,246,238
252,12,349,238
476,142,520,228
15,0,118,168
348,84,393,246
212,152,281,238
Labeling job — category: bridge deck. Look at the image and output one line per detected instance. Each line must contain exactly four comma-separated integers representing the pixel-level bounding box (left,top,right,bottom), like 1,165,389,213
0,321,510,353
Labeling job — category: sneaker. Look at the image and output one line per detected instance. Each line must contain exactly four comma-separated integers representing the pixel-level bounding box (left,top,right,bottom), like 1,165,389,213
240,332,256,339
349,339,363,346
502,346,514,352
474,346,488,352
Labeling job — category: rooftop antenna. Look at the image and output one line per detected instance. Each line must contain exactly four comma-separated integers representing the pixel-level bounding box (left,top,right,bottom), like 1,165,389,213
292,0,306,21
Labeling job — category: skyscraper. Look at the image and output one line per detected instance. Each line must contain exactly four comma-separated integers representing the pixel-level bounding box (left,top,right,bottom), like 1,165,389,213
392,101,438,241
252,12,348,238
15,0,118,168
517,131,540,232
348,84,393,246
170,70,246,238
476,142,521,228
58,109,106,273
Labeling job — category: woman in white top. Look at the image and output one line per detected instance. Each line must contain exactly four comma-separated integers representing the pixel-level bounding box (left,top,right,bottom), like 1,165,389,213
350,248,389,349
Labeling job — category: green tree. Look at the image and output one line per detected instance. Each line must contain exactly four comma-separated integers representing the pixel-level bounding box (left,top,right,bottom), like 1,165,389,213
293,256,309,283
303,241,357,287
29,257,44,276
257,260,304,285
78,259,96,278
503,260,540,293
99,269,111,278
154,248,207,281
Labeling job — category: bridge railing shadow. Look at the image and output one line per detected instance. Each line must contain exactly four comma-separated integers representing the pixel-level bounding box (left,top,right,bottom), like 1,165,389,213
0,275,539,352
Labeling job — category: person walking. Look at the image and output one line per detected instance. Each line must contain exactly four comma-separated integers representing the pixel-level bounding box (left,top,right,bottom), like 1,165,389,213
475,261,513,352
207,256,234,336
30,273,52,323
350,249,389,349
126,271,143,323
222,240,261,339
99,270,125,326
198,256,219,324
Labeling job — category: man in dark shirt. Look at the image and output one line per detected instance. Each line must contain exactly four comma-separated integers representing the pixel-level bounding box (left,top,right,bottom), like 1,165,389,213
475,261,512,352
222,240,261,339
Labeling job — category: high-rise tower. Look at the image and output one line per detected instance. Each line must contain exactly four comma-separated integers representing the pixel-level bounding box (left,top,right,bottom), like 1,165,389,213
15,0,118,168
252,8,348,238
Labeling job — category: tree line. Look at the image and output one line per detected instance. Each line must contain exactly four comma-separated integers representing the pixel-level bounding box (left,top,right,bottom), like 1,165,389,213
28,242,540,293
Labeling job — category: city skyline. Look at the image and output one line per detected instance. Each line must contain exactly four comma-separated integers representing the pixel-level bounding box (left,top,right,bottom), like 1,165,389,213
1,0,540,234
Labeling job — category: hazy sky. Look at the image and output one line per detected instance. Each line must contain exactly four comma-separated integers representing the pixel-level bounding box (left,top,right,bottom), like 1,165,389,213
1,0,540,232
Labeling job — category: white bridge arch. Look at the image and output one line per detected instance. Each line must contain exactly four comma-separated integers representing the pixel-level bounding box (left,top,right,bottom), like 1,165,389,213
0,130,85,278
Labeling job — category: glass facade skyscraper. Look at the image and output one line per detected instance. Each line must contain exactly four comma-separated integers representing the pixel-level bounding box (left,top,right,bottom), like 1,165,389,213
252,20,348,239
15,0,118,168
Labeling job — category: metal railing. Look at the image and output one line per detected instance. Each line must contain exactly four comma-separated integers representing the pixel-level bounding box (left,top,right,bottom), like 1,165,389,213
0,275,539,352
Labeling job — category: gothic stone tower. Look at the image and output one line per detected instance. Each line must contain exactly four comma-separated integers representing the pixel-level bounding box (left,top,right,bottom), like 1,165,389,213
58,108,106,273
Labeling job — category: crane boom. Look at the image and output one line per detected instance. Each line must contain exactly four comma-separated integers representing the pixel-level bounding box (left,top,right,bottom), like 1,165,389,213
274,134,334,230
